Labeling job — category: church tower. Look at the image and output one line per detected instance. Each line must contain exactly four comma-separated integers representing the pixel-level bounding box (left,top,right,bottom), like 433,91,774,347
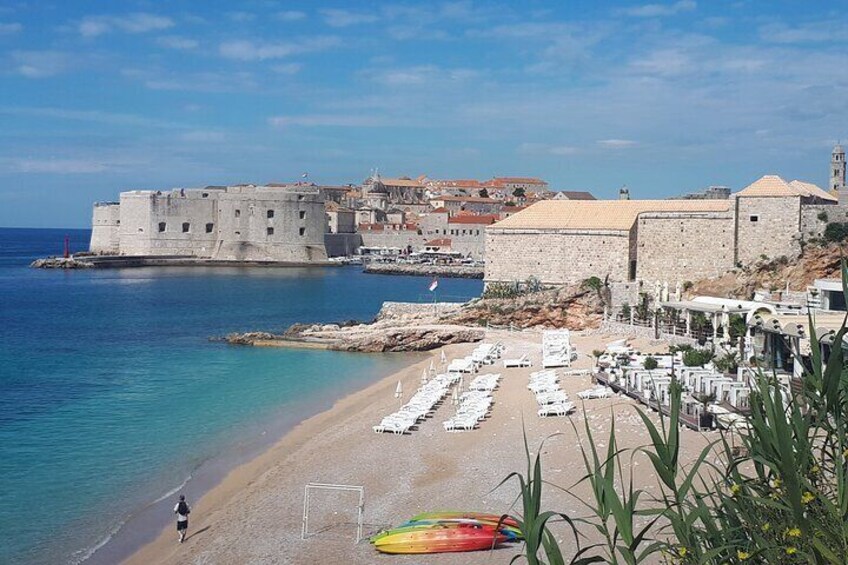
833,143,846,191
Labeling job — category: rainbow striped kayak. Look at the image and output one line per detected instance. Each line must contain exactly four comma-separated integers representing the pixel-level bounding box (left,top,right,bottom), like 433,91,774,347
407,511,520,530
372,522,511,554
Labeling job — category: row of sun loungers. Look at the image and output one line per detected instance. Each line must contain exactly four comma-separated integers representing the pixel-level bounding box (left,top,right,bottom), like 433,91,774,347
577,385,613,400
529,369,576,417
373,373,458,434
468,373,501,392
503,353,532,368
443,389,496,431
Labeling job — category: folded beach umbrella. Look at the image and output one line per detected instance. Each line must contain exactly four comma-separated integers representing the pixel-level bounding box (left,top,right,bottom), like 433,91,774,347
395,380,403,399
429,359,435,374
440,350,447,365
421,369,428,385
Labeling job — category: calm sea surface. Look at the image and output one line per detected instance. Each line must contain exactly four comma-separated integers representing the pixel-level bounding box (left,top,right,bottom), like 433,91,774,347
0,227,482,564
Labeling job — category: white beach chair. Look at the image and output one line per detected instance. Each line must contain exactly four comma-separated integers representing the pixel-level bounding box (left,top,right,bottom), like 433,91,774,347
503,354,531,368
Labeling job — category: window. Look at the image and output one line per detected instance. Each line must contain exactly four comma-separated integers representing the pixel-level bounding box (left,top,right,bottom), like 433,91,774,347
267,209,274,218
202,192,209,198
267,227,274,236
299,211,306,219
158,222,166,232
235,230,240,235
182,222,190,233
298,195,304,201
299,227,305,236
235,209,241,218
205,223,214,233
750,215,759,222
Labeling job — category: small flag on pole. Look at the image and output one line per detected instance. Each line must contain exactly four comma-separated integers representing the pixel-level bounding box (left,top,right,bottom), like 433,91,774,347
301,172,309,179
429,277,439,292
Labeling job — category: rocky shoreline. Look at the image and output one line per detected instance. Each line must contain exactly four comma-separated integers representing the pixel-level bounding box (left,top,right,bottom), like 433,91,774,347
363,263,484,279
31,256,94,269
219,302,485,352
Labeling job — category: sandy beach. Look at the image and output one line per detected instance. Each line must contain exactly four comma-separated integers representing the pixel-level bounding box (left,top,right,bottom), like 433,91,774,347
125,329,711,564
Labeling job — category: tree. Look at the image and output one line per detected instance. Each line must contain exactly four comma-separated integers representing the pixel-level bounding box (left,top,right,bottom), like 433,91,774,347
643,356,658,370
478,188,489,198
512,187,526,198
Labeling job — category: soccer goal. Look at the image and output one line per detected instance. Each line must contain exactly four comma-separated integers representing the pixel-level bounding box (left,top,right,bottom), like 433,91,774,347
301,483,365,543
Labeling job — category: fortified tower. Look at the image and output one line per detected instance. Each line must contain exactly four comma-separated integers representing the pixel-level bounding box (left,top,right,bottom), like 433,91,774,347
832,143,846,204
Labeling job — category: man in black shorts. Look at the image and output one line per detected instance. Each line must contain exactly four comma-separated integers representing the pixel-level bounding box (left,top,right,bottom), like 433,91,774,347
174,494,191,543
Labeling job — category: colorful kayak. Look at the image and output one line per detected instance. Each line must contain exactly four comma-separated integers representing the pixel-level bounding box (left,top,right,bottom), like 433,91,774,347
372,522,511,554
408,511,521,530
396,518,522,539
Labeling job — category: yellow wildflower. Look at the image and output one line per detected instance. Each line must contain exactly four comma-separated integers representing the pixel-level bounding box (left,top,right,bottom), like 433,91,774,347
786,546,797,555
761,522,771,532
737,550,751,560
843,447,848,458
810,464,820,474
678,546,688,557
786,527,801,538
730,483,741,495
801,491,815,504
772,477,782,488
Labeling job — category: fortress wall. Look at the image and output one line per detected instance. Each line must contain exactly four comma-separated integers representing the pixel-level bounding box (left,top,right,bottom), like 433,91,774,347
800,204,848,237
484,229,631,284
90,203,120,254
735,195,801,265
636,211,735,282
118,192,157,255
214,187,327,262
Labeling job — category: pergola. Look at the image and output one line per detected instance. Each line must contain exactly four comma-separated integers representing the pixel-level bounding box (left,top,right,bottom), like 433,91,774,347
659,298,772,341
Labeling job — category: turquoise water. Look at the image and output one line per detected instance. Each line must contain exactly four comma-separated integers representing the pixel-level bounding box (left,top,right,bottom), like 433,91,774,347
0,228,482,564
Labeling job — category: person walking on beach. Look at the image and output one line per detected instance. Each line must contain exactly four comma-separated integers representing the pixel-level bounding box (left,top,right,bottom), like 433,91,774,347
174,495,191,543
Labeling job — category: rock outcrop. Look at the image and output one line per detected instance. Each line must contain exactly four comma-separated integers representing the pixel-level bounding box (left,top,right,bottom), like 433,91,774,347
31,257,94,269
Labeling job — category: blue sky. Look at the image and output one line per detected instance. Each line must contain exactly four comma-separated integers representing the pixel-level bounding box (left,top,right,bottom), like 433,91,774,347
0,1,846,227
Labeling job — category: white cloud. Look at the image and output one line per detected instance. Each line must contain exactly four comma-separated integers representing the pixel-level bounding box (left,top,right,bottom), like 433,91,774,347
370,65,479,86
268,114,396,127
618,1,696,18
759,21,848,44
9,158,111,174
156,36,199,50
630,48,691,76
11,51,73,78
320,9,378,27
180,130,225,143
597,139,638,148
277,10,306,22
0,22,22,34
219,37,338,61
0,105,185,129
271,63,302,75
78,13,173,38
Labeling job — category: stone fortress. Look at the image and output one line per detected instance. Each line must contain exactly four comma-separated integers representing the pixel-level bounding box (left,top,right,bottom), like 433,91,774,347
90,184,328,263
485,144,848,287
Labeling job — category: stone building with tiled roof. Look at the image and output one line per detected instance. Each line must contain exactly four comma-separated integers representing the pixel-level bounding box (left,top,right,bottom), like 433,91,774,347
486,174,847,286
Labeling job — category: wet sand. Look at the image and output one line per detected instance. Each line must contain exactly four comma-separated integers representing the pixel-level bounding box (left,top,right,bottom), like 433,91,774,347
124,329,711,564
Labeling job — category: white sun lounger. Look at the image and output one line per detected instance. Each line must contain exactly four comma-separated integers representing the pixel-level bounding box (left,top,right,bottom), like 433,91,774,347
538,401,576,417
504,354,531,368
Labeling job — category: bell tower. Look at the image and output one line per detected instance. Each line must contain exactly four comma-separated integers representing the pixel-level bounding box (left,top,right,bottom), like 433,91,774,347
833,143,846,191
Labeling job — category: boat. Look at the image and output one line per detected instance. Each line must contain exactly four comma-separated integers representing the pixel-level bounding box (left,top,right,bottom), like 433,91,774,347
407,511,520,529
372,522,511,554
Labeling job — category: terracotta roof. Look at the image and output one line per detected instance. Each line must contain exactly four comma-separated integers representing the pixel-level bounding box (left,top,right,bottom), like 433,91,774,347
425,238,452,247
491,200,731,231
789,180,838,202
488,177,548,187
735,175,801,197
382,177,425,188
430,207,449,213
448,214,498,225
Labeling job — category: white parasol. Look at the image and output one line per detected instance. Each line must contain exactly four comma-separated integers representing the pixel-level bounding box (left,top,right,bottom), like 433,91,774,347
440,350,447,365
421,369,428,386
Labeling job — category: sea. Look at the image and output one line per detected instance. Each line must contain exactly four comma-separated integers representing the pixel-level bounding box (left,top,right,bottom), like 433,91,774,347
0,227,483,565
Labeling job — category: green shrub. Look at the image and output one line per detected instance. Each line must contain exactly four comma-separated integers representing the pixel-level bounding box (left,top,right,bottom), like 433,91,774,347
643,356,659,370
824,222,848,243
818,210,829,222
682,347,714,367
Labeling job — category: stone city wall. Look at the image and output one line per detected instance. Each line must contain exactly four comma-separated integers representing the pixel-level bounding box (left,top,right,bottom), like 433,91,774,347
636,211,735,282
485,228,632,284
324,233,362,257
800,204,848,238
735,195,802,265
90,203,120,254
359,228,427,252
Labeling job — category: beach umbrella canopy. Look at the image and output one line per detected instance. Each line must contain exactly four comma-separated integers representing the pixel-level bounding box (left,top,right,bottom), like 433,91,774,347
394,380,403,399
